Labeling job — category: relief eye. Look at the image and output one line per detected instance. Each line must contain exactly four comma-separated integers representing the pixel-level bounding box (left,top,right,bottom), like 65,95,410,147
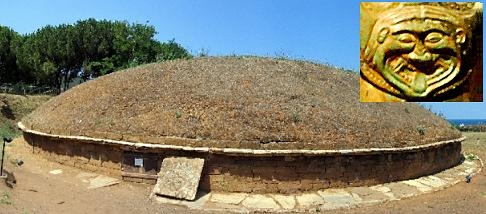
397,33,415,43
425,32,444,43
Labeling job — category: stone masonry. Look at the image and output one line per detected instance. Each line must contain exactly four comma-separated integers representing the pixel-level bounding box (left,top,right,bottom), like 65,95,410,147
22,130,463,194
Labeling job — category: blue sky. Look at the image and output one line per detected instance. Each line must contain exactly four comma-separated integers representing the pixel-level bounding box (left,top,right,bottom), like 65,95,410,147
0,0,484,119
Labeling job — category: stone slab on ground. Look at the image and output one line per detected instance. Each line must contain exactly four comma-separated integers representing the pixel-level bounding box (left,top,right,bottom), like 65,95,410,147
402,179,433,192
386,182,421,198
347,187,390,203
317,189,362,210
153,157,205,200
241,194,280,211
210,193,247,205
318,189,362,204
271,194,296,210
88,175,120,189
370,185,396,199
76,172,98,183
295,193,325,207
204,200,249,213
182,192,211,209
419,176,447,188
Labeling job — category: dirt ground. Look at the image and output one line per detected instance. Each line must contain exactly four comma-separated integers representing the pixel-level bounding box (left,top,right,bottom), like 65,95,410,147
0,132,485,214
0,137,218,214
337,132,486,214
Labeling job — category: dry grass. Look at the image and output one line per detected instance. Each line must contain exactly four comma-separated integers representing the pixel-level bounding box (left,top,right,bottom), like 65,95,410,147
0,93,51,138
22,56,461,149
462,132,486,153
1,94,51,120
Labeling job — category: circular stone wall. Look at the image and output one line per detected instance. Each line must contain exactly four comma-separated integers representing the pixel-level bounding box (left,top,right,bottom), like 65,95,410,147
20,57,464,193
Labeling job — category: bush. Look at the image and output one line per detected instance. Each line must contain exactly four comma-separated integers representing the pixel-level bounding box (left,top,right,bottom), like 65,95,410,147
0,123,19,139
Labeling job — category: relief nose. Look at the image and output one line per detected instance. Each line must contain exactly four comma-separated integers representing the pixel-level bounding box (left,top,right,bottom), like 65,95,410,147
408,43,432,63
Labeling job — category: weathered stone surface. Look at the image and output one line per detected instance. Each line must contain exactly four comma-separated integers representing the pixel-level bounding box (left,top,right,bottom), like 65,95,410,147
241,194,280,210
417,176,447,188
295,193,325,207
88,175,120,189
318,189,361,204
317,189,362,210
386,182,421,198
318,202,350,210
154,157,205,200
210,193,247,205
369,185,395,199
182,193,211,209
348,187,390,202
402,179,433,192
271,194,296,210
75,172,120,189
76,172,98,183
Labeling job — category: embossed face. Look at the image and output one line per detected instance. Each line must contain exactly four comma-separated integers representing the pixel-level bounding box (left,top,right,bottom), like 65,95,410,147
372,19,466,98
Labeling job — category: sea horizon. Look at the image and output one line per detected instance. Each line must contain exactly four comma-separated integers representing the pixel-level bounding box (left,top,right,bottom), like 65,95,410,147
448,119,486,125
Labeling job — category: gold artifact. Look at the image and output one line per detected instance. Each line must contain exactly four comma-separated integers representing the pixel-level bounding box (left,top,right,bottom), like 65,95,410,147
360,2,483,102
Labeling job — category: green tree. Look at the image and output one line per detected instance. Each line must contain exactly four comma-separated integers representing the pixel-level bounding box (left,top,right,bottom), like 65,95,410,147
5,18,192,94
10,34,39,84
157,39,192,61
76,19,115,80
0,26,20,83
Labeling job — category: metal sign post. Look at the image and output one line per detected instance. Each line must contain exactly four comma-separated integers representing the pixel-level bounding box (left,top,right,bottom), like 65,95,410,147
1,137,13,177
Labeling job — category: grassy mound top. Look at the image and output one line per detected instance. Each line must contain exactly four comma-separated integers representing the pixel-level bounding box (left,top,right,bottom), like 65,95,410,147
22,57,461,149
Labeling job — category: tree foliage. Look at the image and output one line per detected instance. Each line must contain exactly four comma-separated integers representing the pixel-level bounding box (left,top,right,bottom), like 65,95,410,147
1,18,191,93
0,26,20,83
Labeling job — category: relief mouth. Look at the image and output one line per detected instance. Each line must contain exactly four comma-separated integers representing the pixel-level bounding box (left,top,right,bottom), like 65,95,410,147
394,64,427,94
385,57,459,98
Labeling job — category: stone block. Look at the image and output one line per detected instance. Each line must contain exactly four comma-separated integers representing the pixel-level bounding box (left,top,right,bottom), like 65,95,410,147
210,193,247,205
295,193,325,207
241,194,280,210
271,194,296,210
153,157,205,200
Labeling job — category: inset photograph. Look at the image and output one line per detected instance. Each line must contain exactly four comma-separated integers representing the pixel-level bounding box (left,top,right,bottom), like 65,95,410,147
360,2,483,102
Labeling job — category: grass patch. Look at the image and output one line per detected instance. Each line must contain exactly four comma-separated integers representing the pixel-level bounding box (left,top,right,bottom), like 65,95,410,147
175,110,182,119
291,111,302,123
416,125,426,135
465,154,478,161
0,122,19,139
0,191,12,205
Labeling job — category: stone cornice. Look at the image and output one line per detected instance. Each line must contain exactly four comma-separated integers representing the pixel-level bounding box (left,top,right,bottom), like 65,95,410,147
18,122,465,156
